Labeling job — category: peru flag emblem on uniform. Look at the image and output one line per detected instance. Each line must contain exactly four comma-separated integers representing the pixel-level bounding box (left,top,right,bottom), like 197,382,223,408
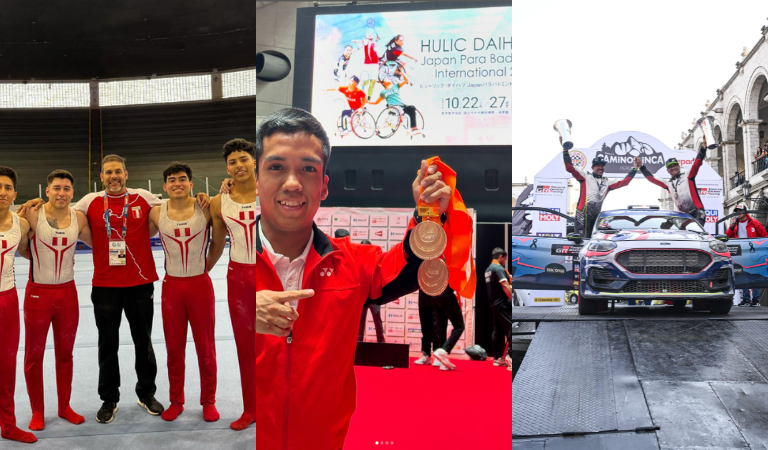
131,206,142,219
239,211,255,221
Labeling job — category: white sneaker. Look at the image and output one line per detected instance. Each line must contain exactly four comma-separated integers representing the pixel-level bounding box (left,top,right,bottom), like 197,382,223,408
493,358,508,367
433,348,455,370
415,352,432,365
439,361,453,371
506,355,513,372
432,358,441,367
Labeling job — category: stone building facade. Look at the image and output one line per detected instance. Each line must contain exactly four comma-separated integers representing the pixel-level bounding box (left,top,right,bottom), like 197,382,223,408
681,27,768,219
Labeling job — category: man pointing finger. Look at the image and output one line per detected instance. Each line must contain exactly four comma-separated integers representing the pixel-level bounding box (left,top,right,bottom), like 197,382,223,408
255,289,308,336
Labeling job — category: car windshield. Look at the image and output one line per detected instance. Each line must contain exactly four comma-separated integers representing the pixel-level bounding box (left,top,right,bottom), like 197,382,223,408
595,214,706,233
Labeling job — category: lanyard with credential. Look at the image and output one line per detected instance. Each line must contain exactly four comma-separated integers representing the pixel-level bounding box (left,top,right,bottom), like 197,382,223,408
104,191,129,240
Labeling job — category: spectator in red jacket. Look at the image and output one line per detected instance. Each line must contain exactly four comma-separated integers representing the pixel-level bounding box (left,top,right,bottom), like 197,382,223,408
725,204,768,239
254,107,457,450
726,203,768,307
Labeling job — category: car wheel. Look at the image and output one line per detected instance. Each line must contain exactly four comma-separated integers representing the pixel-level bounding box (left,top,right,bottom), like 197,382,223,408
578,298,599,315
709,300,733,314
569,294,578,304
672,300,687,309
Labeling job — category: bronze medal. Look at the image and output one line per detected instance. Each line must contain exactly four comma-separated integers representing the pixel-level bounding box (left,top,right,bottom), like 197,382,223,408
409,220,447,260
418,259,450,296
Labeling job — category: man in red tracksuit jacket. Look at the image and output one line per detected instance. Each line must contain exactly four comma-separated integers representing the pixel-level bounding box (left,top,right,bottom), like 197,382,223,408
726,203,768,306
254,108,454,450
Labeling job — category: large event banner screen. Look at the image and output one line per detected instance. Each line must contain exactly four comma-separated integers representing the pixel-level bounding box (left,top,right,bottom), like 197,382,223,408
311,6,512,147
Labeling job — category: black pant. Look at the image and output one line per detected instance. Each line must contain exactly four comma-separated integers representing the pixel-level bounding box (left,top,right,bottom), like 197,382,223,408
92,283,158,403
491,299,513,359
403,105,417,129
418,290,465,354
358,304,385,343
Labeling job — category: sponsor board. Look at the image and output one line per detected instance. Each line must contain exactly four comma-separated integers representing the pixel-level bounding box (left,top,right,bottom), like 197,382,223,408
595,136,666,173
389,215,409,228
351,214,370,227
406,326,422,337
389,229,406,240
332,214,351,226
366,324,377,336
314,213,332,226
370,215,388,226
539,208,561,222
388,337,405,345
370,227,388,239
534,297,561,303
705,210,718,223
386,310,405,323
386,324,405,337
317,226,332,236
697,187,723,197
387,297,405,309
406,311,420,323
406,295,419,310
406,337,422,352
536,232,563,237
351,227,369,239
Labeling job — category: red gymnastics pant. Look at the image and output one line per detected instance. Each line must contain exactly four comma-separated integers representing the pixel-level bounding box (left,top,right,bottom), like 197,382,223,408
161,273,217,406
0,289,20,431
227,261,256,417
23,280,79,415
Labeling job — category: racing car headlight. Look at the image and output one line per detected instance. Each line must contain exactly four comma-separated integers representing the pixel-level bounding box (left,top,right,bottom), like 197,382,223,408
709,240,728,254
587,240,617,252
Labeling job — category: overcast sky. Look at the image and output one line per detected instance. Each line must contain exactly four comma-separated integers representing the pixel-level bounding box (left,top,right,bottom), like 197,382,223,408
512,0,768,210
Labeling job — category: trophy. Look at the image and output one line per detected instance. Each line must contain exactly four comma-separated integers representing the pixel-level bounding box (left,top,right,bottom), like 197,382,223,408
697,116,718,149
553,119,574,150
410,173,449,296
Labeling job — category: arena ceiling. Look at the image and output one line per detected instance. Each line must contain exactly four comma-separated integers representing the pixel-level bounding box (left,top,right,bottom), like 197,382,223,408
0,0,255,80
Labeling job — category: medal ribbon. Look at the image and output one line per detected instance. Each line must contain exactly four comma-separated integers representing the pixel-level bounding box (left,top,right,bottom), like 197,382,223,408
421,156,476,298
104,191,129,240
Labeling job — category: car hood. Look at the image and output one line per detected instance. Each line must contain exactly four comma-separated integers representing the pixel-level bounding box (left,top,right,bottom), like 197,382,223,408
592,229,710,242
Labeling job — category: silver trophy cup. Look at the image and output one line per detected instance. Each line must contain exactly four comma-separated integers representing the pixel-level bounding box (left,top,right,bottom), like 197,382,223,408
697,116,718,149
553,119,574,150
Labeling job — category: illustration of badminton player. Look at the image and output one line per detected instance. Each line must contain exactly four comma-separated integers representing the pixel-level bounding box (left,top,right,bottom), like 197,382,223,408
352,32,380,100
369,69,422,136
325,75,367,134
333,45,359,83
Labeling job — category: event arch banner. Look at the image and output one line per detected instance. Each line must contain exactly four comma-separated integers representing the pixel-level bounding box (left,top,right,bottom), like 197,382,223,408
529,131,725,235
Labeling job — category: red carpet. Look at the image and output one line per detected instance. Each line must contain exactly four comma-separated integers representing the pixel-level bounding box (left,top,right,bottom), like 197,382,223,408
346,357,511,450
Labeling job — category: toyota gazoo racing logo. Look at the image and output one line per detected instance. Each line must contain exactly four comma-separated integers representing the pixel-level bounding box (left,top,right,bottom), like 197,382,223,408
535,185,566,195
568,150,587,170
697,187,722,197
551,244,583,255
538,208,561,221
705,210,719,223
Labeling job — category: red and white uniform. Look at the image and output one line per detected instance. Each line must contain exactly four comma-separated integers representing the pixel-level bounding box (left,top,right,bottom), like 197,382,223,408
220,193,257,418
29,208,77,284
158,201,217,407
75,189,161,287
0,213,21,432
0,213,21,292
363,40,378,65
158,202,209,277
24,208,80,416
220,193,257,264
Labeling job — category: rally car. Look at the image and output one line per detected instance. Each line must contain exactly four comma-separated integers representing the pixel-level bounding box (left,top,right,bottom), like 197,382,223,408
577,207,734,315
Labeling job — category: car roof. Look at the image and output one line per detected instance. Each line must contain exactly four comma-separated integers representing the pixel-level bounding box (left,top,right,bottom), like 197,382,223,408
599,209,690,218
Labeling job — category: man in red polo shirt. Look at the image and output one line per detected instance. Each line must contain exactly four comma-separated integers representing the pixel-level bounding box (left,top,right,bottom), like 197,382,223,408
22,154,210,424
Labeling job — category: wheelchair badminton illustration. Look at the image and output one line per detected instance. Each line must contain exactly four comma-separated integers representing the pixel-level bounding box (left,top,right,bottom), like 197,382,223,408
375,105,425,139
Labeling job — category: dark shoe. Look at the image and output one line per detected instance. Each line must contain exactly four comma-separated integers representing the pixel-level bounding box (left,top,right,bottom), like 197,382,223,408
751,302,760,307
96,402,118,424
738,301,750,307
137,397,165,416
